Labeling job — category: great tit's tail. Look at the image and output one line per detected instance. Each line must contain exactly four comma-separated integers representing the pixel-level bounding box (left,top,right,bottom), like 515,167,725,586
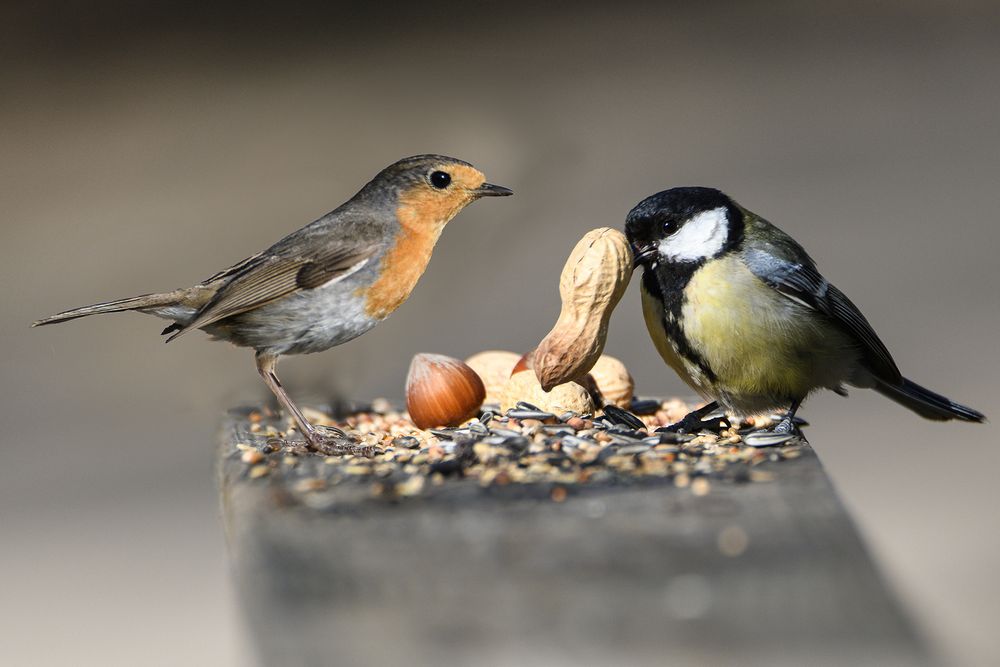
874,377,985,423
32,290,192,328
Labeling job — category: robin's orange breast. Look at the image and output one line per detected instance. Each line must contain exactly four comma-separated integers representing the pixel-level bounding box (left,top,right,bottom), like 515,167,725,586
359,182,477,320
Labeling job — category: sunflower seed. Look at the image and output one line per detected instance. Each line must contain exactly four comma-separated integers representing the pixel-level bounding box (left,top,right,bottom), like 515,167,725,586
501,436,531,452
560,435,592,448
507,409,556,420
616,444,652,455
602,405,646,430
391,436,421,449
744,431,796,448
629,398,662,415
607,425,645,438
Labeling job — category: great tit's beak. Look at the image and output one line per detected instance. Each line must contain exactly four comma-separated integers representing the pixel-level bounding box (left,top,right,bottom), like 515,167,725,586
473,183,514,197
632,244,657,267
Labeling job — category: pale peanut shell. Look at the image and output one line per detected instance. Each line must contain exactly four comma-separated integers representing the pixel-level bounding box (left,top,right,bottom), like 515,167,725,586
534,228,633,390
499,371,594,415
464,350,522,404
588,354,634,409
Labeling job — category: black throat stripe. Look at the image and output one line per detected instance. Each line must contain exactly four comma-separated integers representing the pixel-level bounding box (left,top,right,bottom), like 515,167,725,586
642,264,717,384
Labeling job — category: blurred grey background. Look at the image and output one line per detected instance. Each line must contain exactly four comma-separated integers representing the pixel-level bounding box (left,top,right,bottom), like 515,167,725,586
3,1,998,665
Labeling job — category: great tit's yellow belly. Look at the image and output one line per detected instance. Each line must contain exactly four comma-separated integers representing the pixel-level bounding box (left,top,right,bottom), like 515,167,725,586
644,255,858,415
641,283,705,396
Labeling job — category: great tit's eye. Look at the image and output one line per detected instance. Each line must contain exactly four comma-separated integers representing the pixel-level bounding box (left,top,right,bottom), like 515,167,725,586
662,219,677,234
430,171,451,189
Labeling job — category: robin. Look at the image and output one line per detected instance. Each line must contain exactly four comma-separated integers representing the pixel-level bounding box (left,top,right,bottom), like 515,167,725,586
34,154,513,454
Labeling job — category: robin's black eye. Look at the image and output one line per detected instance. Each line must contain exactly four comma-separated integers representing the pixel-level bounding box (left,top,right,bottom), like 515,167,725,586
430,171,451,189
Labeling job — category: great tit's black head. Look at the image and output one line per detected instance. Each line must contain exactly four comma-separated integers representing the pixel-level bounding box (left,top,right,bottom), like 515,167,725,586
625,187,743,268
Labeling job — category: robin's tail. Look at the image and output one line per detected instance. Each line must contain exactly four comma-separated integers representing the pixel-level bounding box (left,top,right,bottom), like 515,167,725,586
874,376,985,423
32,290,192,327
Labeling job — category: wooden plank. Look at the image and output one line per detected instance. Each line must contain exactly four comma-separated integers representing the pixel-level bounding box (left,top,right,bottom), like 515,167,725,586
219,408,930,667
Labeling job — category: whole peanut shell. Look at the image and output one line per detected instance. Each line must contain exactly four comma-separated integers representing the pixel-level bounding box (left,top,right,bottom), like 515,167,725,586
464,350,521,404
588,354,635,409
499,371,594,415
534,228,633,391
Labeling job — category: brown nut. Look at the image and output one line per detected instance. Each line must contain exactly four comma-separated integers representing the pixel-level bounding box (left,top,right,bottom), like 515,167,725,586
406,353,486,429
534,228,633,390
464,350,521,404
511,351,534,376
588,354,635,409
499,370,594,415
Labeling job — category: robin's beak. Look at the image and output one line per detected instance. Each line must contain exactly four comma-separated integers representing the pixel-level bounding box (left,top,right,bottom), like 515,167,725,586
473,183,514,197
632,244,657,267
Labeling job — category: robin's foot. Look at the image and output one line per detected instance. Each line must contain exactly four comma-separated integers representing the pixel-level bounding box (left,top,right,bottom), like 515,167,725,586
304,425,381,457
268,426,380,457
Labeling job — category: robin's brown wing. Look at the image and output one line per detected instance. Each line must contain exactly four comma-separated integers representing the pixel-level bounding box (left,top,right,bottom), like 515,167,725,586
199,251,267,285
165,244,378,342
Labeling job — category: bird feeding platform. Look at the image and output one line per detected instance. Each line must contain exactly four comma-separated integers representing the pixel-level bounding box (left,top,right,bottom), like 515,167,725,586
218,403,930,667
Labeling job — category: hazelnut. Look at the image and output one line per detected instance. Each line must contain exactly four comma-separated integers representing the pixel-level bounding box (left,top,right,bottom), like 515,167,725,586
406,353,486,429
511,351,534,376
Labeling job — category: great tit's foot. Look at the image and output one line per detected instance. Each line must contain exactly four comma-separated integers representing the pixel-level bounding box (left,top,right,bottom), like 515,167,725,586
772,417,798,435
657,407,729,434
743,418,807,447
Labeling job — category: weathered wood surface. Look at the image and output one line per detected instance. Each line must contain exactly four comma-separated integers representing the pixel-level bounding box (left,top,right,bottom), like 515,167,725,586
219,409,931,667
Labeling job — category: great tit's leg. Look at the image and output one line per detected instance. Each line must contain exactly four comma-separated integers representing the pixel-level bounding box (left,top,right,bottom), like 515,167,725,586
255,352,376,456
742,399,807,447
772,399,803,435
658,401,722,433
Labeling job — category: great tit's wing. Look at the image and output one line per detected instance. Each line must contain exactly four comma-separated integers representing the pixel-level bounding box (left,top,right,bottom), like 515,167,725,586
743,245,902,384
166,243,378,342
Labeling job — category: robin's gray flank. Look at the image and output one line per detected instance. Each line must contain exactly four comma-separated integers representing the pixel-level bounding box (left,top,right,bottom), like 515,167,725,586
34,154,513,454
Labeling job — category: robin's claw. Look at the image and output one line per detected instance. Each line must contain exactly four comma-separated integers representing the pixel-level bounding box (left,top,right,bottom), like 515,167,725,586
312,423,349,438
304,426,381,458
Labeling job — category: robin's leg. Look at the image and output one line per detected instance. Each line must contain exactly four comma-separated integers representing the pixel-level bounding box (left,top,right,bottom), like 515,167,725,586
657,401,722,433
254,352,376,456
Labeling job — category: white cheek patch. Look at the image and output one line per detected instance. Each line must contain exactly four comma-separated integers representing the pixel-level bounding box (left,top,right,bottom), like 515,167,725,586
658,206,729,262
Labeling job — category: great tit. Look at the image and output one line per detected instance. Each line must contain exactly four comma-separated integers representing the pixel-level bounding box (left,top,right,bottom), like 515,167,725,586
625,187,985,434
